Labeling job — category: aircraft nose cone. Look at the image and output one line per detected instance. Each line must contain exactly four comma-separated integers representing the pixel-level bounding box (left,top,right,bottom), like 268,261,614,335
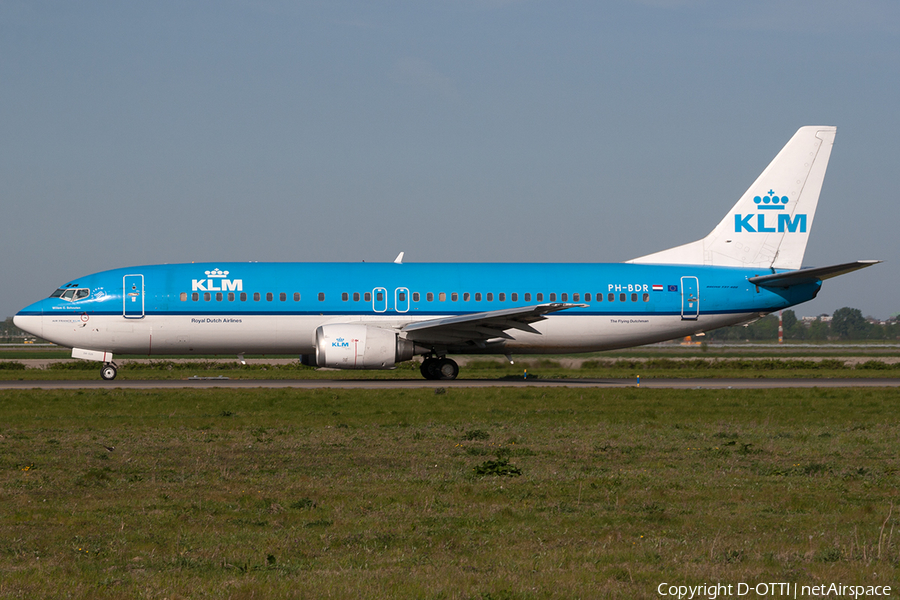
13,305,43,339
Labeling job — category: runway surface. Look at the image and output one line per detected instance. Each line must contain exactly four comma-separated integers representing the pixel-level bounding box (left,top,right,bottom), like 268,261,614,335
2,378,900,390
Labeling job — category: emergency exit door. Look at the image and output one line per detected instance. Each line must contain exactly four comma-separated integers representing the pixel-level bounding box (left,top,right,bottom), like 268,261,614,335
123,274,145,319
681,276,699,320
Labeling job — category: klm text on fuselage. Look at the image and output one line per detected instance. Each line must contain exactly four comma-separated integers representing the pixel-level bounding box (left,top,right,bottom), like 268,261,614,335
191,278,244,292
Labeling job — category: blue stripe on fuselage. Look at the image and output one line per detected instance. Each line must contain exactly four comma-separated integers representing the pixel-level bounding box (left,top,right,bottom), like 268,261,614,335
19,262,822,319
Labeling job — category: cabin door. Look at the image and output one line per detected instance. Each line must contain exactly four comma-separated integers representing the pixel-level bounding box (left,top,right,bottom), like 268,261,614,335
123,274,145,319
372,287,388,313
680,276,699,320
394,287,410,313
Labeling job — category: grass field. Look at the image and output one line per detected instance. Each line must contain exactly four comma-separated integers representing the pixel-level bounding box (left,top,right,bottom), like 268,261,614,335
1,387,898,598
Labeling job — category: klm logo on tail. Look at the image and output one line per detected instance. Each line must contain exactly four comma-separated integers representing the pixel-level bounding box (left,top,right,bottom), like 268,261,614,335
734,190,807,233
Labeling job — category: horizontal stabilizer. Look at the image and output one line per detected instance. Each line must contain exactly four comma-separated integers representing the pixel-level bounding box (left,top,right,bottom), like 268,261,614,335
748,260,881,288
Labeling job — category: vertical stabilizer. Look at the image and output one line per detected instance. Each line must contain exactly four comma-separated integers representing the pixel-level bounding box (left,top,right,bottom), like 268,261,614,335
629,126,836,270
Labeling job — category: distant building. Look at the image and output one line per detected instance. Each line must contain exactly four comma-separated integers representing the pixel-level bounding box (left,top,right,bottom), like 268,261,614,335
800,314,832,324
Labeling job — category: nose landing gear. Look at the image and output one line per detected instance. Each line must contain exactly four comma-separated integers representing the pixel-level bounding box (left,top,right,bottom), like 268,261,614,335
420,356,459,380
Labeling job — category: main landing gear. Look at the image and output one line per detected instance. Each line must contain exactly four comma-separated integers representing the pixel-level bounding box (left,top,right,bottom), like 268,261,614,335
420,356,459,380
100,362,118,381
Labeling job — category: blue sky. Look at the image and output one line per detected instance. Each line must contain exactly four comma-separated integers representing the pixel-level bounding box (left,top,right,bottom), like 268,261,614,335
2,0,898,320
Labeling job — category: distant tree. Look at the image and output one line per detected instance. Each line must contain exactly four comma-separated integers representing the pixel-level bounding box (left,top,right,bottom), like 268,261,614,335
831,307,868,340
887,321,900,340
807,319,830,341
782,310,797,330
747,314,779,340
866,317,886,340
684,307,900,343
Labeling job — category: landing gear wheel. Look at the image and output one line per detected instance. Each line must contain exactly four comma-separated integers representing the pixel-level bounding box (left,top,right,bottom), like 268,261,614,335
436,357,459,380
100,363,117,381
420,357,441,380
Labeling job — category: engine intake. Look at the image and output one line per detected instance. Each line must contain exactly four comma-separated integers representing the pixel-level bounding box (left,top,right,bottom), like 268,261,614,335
314,323,417,369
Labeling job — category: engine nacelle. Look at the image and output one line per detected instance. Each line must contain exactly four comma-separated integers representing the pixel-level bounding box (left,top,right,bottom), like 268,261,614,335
314,323,416,369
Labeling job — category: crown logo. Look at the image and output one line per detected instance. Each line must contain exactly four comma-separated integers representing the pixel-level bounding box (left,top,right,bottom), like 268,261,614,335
753,189,788,210
336,337,345,343
205,268,229,278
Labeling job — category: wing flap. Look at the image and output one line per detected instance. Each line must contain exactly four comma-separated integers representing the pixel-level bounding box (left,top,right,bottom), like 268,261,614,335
401,303,585,344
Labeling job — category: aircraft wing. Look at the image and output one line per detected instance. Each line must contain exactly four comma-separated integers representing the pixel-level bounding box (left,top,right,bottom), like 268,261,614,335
748,260,881,288
401,303,586,345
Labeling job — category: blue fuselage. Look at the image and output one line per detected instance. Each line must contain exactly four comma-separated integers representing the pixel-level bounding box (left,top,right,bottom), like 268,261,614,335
15,261,819,357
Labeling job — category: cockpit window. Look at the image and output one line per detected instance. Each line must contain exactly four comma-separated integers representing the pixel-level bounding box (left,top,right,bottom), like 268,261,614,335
52,288,90,301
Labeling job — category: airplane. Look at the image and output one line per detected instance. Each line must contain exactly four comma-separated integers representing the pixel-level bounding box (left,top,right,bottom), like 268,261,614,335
14,126,880,381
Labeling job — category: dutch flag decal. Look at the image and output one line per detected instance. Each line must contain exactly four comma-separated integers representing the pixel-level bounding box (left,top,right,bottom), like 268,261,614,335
652,284,664,292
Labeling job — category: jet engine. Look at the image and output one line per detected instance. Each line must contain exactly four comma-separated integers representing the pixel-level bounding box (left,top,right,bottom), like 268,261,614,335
314,323,418,369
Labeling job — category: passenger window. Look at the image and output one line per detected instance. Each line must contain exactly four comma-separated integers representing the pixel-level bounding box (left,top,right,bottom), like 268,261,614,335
487,293,493,301
585,293,591,302
192,292,199,301
643,293,649,302
399,292,407,301
561,293,568,302
241,292,247,301
537,293,543,302
463,292,470,301
573,293,579,302
413,292,420,302
499,293,505,301
620,293,626,302
204,292,211,302
215,292,222,301
180,292,187,302
608,293,614,302
511,293,518,301
253,292,260,301
631,293,637,302
451,292,458,301
318,292,325,301
439,292,446,302
294,292,300,301
525,293,531,302
266,292,273,301
427,293,433,302
377,292,384,301
364,292,371,302
353,292,359,301
549,293,556,302
475,293,482,301
280,292,286,301
342,293,349,301
228,292,235,301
